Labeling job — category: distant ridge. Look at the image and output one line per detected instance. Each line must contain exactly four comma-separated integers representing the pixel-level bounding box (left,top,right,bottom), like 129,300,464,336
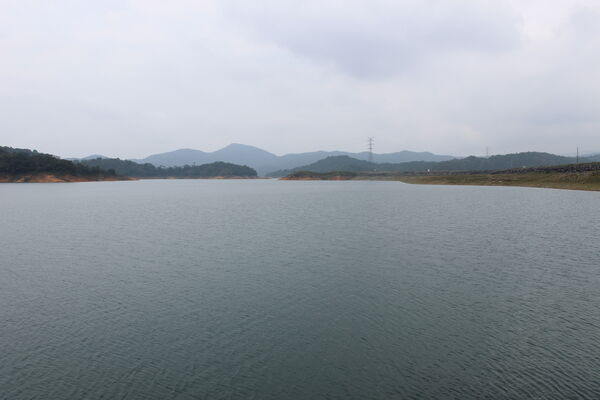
133,144,455,175
269,152,584,177
80,157,257,178
80,154,110,160
66,154,110,161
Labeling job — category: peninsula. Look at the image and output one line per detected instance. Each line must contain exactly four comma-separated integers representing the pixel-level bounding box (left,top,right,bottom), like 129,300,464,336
281,162,600,192
0,146,128,183
79,157,258,179
1,146,258,182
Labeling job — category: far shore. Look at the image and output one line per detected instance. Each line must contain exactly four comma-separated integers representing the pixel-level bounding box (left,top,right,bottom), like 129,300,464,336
0,174,266,183
394,172,600,192
0,174,133,183
140,176,266,180
280,170,600,192
5,171,600,192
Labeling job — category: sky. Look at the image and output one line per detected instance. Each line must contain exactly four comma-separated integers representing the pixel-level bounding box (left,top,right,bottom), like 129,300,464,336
1,0,600,158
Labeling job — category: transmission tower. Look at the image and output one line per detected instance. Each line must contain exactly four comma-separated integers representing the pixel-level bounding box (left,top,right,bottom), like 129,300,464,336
368,137,374,162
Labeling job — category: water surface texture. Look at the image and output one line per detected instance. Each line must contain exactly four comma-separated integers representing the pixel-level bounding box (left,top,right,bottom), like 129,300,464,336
1,180,599,399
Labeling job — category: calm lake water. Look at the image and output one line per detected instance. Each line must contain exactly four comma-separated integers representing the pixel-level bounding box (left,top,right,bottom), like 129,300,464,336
1,180,600,399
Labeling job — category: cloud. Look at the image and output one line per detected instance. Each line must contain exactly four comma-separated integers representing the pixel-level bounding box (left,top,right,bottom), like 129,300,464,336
221,0,521,79
1,0,600,157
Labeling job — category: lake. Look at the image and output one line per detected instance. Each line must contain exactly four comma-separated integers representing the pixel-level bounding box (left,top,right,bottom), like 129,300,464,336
1,180,599,399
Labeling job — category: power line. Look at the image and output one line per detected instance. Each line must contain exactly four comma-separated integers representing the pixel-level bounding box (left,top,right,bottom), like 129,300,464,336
368,137,374,162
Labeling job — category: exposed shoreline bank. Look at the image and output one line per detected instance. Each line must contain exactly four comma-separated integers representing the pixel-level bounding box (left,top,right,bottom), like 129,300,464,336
280,170,600,192
5,172,600,191
0,175,267,183
140,176,267,180
0,174,132,183
394,172,600,192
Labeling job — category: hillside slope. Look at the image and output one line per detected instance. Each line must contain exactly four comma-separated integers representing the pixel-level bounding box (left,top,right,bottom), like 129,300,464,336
0,146,120,182
134,144,454,175
81,157,257,178
270,152,580,177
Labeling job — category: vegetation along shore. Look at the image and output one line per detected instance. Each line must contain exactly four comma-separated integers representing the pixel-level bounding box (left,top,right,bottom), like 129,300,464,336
0,146,258,182
0,146,126,183
0,174,130,183
282,162,600,192
4,144,600,190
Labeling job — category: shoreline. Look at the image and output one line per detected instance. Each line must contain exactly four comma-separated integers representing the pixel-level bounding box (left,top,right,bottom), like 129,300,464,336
5,172,600,192
0,174,132,183
280,171,600,192
394,173,600,192
139,176,265,180
0,174,264,183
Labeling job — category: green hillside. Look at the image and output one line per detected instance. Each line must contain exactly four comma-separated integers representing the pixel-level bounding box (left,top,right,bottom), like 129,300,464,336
269,152,580,177
0,146,116,178
81,158,257,178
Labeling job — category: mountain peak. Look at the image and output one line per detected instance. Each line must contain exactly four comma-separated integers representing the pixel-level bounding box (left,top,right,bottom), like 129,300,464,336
223,143,253,149
135,145,456,175
218,143,274,153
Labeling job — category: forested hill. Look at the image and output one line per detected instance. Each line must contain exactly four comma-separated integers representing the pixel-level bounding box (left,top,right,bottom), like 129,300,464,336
268,152,581,176
132,143,454,175
80,158,257,178
269,156,375,176
0,146,116,178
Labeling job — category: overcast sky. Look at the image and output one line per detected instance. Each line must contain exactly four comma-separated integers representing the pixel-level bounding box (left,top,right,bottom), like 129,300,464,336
2,0,600,158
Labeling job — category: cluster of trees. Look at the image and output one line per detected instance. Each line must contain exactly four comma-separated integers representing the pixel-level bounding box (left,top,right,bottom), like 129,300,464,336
0,146,115,177
80,158,257,178
0,147,257,179
285,170,359,179
270,152,589,177
428,152,579,172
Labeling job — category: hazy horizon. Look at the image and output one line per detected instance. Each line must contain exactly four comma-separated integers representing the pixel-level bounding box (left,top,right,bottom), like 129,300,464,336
66,143,457,161
60,143,596,162
2,1,600,159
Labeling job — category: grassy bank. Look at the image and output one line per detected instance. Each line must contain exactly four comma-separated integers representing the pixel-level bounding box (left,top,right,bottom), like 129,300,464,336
395,172,600,191
282,169,600,191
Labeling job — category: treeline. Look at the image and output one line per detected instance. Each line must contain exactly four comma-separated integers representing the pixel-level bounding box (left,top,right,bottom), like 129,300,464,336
0,146,115,177
494,161,600,174
80,158,257,178
270,152,590,177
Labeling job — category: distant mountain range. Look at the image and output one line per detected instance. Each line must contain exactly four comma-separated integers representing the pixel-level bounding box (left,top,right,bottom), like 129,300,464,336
268,152,596,177
124,144,454,175
9,143,600,182
71,144,600,176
